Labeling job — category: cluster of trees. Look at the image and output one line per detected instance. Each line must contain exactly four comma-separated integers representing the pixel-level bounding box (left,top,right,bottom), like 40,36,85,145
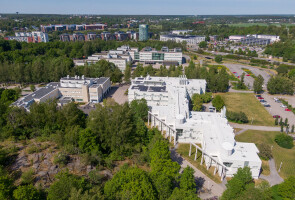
234,49,258,57
264,40,295,62
275,134,294,149
276,64,295,80
226,111,249,123
234,73,247,90
185,62,229,93
222,167,295,200
257,143,272,160
132,64,183,79
267,75,294,95
191,92,212,111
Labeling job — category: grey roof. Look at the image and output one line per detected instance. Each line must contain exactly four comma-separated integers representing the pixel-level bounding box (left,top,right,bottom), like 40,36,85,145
95,77,109,85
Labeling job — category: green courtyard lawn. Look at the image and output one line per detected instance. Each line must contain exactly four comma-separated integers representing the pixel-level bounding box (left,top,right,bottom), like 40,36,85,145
235,130,295,179
218,93,275,126
177,144,222,183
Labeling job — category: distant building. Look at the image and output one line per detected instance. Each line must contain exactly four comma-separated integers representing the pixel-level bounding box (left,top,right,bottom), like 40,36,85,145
248,34,280,43
13,76,111,110
5,31,49,43
84,24,107,30
240,37,271,46
160,34,205,46
171,30,192,35
139,24,149,41
229,35,246,41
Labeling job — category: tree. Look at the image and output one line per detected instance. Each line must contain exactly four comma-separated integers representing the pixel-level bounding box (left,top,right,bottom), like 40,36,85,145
212,95,225,111
253,75,264,94
215,55,223,63
78,128,99,153
0,175,14,200
267,76,294,95
291,125,294,133
180,167,196,192
284,118,288,126
277,176,295,199
221,167,254,200
124,64,131,83
104,167,157,200
258,143,272,160
30,85,35,92
198,41,207,48
192,94,203,111
13,185,41,200
275,117,278,125
169,188,200,200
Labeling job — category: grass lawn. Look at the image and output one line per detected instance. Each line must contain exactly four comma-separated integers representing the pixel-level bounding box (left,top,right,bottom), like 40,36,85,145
177,144,222,183
235,130,295,179
218,93,274,126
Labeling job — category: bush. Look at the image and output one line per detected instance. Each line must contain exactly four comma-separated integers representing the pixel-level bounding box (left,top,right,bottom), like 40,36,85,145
53,152,69,166
275,134,294,149
212,95,225,112
21,169,35,185
258,143,272,160
215,55,223,63
226,111,249,123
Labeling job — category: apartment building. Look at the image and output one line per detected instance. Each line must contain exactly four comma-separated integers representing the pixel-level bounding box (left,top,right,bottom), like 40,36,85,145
160,34,206,46
128,76,261,179
5,31,49,43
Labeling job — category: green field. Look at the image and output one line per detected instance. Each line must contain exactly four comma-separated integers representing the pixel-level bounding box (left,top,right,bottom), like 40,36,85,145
227,23,295,27
235,130,295,179
218,93,274,126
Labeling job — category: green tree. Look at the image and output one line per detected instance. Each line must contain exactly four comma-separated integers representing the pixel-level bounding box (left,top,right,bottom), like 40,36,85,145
215,55,223,63
124,64,131,83
212,95,225,111
199,41,207,48
180,167,196,192
13,185,41,200
30,85,35,92
221,167,254,200
104,167,157,200
169,188,200,200
253,75,264,94
191,94,203,111
277,176,295,199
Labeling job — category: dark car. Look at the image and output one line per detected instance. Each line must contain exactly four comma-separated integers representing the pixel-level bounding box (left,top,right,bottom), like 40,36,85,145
260,100,266,103
256,95,261,98
264,104,270,107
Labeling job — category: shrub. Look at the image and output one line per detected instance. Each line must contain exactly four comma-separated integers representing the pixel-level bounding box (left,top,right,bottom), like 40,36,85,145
53,152,69,166
212,95,225,112
258,143,272,160
226,111,249,123
275,134,294,149
26,145,40,154
21,168,35,185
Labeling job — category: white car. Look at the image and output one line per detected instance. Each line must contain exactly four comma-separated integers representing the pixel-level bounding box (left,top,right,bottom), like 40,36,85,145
280,104,287,108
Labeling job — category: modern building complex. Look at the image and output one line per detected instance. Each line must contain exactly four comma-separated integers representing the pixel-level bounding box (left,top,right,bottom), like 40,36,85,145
41,23,107,32
160,34,206,46
14,76,111,111
74,46,183,71
128,76,262,179
139,24,149,41
171,30,193,35
229,34,279,45
4,31,49,43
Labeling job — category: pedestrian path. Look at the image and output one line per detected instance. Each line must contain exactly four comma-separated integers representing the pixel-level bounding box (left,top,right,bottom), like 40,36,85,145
260,159,284,186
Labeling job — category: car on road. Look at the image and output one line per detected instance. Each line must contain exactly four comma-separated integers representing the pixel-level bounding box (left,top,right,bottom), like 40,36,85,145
285,108,291,111
280,104,287,108
273,115,280,118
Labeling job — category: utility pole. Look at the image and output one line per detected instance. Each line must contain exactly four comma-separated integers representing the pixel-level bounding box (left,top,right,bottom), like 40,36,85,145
278,162,283,172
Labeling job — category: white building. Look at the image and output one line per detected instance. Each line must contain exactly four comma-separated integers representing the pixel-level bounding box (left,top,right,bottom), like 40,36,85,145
138,47,183,65
160,34,206,46
128,76,262,179
14,76,111,111
248,34,280,43
229,35,246,41
171,30,193,35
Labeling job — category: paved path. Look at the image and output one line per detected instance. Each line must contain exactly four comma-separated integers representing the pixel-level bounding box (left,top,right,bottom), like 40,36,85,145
230,122,280,132
260,159,284,186
236,129,248,135
170,148,225,199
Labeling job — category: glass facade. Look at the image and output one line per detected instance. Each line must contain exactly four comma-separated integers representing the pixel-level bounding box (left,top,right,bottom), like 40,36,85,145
139,24,149,41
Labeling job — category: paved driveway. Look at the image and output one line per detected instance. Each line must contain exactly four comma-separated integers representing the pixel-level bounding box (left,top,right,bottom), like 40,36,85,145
104,84,129,104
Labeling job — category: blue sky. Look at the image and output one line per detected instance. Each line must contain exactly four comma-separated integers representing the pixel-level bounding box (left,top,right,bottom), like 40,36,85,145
1,0,295,15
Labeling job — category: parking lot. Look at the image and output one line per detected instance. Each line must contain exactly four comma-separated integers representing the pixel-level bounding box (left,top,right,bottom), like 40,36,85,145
104,84,129,104
259,94,295,128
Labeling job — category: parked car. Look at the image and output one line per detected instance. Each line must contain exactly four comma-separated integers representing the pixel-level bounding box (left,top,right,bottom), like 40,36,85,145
285,108,291,111
273,115,280,118
246,74,250,76
264,104,271,107
274,97,279,101
256,95,262,98
233,72,237,74
258,97,264,100
280,104,287,108
260,100,266,103
276,100,281,103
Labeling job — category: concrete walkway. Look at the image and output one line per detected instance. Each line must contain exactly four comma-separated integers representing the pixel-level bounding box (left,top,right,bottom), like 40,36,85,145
230,123,280,132
170,148,225,199
260,159,284,186
235,129,248,135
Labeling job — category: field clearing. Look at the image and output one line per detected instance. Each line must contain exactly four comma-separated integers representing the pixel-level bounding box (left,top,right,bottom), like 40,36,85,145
177,144,222,183
218,93,274,126
227,23,295,27
235,130,295,179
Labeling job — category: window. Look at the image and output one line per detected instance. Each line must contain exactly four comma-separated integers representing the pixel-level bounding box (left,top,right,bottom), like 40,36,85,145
176,129,183,136
223,162,233,167
244,161,249,167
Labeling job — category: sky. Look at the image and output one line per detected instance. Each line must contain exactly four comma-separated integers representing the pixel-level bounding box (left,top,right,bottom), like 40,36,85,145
0,0,295,15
